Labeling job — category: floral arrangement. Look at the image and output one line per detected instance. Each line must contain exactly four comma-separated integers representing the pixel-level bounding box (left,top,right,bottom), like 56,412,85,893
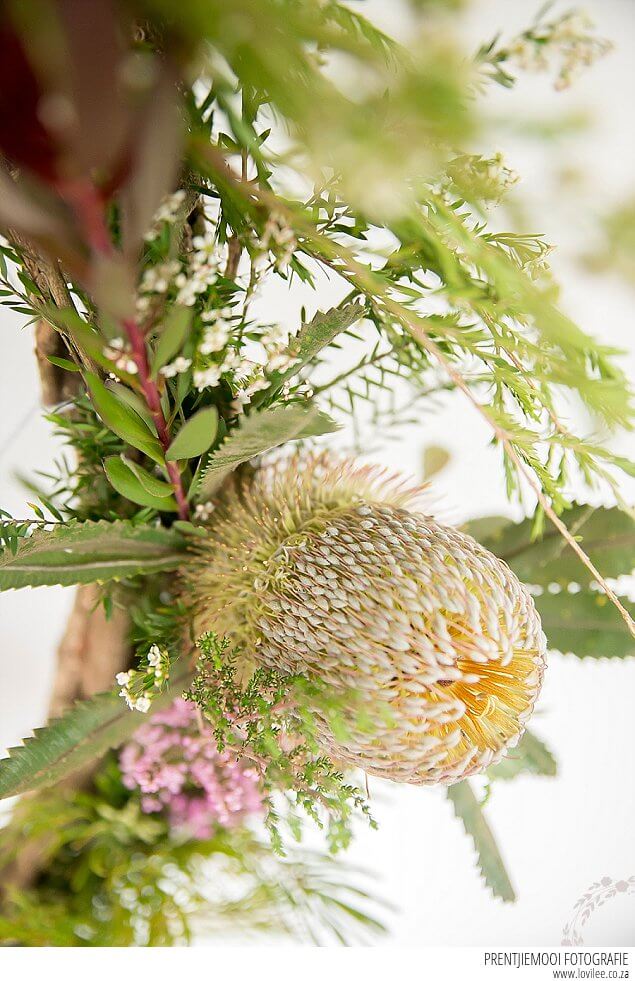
0,0,632,946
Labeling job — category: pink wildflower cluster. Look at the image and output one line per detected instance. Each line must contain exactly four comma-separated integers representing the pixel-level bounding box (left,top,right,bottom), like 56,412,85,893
119,698,263,839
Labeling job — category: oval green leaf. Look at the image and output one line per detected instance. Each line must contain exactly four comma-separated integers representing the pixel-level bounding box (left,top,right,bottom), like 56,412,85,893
86,372,164,464
104,456,177,511
150,306,192,377
165,406,219,461
118,456,174,498
106,381,157,435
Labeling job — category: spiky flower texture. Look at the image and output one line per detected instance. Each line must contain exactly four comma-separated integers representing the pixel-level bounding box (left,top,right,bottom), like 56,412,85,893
185,456,546,786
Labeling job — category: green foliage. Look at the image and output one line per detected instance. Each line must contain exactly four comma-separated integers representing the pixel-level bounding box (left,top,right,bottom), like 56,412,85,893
0,660,193,801
165,406,219,461
149,306,193,378
535,589,635,660
37,397,130,521
584,195,635,285
0,765,387,946
85,373,164,465
103,457,177,510
467,505,635,587
194,404,339,501
447,780,515,903
186,633,375,854
0,519,186,590
262,302,366,395
422,445,451,480
476,7,612,92
467,505,635,660
487,730,557,782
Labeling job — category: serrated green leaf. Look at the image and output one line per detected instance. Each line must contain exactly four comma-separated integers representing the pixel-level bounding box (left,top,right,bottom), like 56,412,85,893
85,372,164,464
255,304,365,401
488,730,557,781
0,660,193,799
194,403,339,501
536,587,635,659
466,505,635,588
150,306,192,378
0,520,185,589
447,780,515,902
292,304,366,369
104,457,177,510
165,406,218,461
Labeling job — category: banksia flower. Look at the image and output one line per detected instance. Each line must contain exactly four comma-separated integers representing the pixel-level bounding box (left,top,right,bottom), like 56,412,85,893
184,455,547,786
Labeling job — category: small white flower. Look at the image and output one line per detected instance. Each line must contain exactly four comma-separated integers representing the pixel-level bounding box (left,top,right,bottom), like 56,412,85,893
134,695,152,713
194,364,222,390
199,323,230,355
103,338,125,361
147,644,162,667
144,190,187,240
116,671,132,687
194,501,216,521
245,375,270,396
190,232,219,262
232,372,270,413
141,261,180,295
160,356,192,378
176,282,200,306
201,307,231,324
121,358,138,375
262,323,290,350
267,351,300,373
220,349,241,372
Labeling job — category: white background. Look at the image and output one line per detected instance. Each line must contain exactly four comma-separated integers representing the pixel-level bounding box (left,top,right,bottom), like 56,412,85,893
1,0,634,947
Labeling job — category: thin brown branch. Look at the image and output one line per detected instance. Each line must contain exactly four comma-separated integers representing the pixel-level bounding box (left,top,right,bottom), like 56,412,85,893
8,230,82,405
225,235,242,280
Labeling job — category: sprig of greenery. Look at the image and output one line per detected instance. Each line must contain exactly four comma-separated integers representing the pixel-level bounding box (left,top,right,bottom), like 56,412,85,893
186,633,376,854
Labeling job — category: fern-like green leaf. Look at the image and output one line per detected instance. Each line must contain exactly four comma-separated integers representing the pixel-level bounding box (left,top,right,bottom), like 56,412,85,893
487,729,557,781
194,403,338,501
447,780,516,902
0,520,186,590
0,661,193,799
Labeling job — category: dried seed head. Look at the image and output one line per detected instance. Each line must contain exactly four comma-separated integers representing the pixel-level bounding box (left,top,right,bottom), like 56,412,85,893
183,454,546,785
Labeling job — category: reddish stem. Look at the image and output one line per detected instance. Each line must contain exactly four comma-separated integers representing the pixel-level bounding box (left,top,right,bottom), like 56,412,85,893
123,317,189,519
64,182,190,520
57,179,113,255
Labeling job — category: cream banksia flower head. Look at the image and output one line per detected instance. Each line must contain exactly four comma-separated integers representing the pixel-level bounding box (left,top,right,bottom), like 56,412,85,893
183,454,547,786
